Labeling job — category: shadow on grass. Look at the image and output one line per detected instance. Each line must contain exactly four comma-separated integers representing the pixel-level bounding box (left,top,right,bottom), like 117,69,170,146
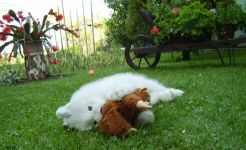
15,73,69,84
134,61,246,73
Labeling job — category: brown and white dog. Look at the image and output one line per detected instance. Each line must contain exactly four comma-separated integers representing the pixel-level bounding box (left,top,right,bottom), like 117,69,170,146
56,73,184,131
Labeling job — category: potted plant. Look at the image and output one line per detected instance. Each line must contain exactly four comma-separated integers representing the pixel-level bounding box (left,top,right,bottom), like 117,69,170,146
0,9,78,80
215,2,246,39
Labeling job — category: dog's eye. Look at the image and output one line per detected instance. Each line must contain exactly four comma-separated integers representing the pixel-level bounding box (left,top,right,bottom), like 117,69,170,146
88,106,93,111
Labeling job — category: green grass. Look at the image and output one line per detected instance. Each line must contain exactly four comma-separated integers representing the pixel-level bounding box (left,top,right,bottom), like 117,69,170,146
0,50,246,149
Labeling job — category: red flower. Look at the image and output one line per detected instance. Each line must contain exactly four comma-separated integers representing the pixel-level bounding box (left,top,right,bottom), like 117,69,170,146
2,14,13,23
0,34,8,41
19,14,26,21
49,58,61,65
18,27,24,32
56,15,63,21
49,59,55,65
172,7,181,15
0,53,2,59
51,46,59,52
150,26,160,35
3,26,11,34
17,11,26,21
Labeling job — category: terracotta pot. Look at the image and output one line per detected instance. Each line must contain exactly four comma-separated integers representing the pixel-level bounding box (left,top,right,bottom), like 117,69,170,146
217,24,236,39
23,41,44,56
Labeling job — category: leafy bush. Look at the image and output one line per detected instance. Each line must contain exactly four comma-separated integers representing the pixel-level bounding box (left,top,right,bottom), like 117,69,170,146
146,1,216,44
0,64,21,84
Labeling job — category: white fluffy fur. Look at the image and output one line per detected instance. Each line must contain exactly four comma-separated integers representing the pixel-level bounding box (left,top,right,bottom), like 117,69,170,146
56,73,184,131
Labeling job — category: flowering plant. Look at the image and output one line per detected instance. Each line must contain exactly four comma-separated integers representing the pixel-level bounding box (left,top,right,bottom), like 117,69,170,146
146,1,216,44
0,9,78,58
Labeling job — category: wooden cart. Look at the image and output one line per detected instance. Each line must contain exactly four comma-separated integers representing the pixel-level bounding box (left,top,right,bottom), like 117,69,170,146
125,33,246,70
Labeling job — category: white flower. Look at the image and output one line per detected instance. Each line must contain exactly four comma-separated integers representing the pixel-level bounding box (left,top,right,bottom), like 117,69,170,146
210,8,217,13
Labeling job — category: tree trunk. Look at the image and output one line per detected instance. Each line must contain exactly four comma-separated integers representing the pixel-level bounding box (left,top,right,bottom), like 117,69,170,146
23,41,51,80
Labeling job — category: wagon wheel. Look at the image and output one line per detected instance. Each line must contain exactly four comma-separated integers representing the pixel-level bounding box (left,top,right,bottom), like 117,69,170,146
125,35,161,69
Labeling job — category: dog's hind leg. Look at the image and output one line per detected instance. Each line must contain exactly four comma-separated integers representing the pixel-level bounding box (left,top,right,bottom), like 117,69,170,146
149,88,184,105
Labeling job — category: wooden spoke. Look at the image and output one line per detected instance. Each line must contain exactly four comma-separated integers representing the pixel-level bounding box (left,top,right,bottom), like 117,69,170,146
125,35,161,69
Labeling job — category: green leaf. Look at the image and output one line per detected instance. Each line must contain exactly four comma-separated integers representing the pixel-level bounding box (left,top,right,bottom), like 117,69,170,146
24,22,31,34
23,22,33,41
0,40,15,53
43,42,50,51
8,10,20,23
42,34,51,39
7,25,18,30
18,43,24,57
41,15,48,31
12,43,20,58
46,21,50,30
32,21,38,34
43,24,59,34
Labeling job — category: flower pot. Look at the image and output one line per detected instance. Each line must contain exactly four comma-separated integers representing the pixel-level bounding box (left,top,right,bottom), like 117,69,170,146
217,24,236,39
167,32,212,44
23,41,50,80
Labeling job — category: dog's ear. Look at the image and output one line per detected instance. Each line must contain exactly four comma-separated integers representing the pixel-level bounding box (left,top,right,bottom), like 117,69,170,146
56,106,71,119
140,88,147,93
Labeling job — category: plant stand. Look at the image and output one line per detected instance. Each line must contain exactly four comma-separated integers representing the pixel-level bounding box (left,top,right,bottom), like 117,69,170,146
23,41,51,80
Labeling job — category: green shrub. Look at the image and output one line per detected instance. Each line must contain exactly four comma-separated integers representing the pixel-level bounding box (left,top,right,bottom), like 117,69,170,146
146,1,216,44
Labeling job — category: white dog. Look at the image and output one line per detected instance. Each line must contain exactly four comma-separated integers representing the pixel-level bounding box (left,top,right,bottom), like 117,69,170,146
56,73,184,131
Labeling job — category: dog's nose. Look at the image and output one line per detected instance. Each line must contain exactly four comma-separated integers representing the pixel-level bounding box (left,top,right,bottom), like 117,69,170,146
93,121,97,126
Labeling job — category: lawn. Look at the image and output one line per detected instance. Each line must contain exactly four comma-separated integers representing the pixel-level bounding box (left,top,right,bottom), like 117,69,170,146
0,50,246,149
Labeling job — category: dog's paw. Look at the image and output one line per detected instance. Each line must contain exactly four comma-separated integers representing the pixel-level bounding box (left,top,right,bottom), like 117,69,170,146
158,88,184,102
109,89,132,101
170,88,184,97
136,100,152,110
